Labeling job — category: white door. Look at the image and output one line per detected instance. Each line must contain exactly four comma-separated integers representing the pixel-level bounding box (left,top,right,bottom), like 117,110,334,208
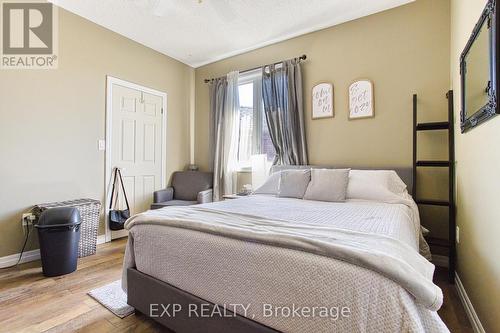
108,82,165,240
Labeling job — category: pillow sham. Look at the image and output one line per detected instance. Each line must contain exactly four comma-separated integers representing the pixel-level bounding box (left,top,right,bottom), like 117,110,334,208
303,168,350,202
346,170,407,201
277,169,311,199
252,171,281,195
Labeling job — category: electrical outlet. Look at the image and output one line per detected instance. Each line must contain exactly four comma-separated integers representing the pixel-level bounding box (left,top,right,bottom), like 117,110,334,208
21,213,35,226
456,226,460,243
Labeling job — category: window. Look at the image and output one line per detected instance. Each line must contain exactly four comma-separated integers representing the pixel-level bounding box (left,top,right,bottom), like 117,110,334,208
236,71,275,170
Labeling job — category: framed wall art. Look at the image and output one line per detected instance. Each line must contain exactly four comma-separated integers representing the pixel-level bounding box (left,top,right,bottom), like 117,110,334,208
349,79,374,120
312,82,333,119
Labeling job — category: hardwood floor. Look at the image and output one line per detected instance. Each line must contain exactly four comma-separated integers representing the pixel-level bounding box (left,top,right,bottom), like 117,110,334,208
0,239,473,333
0,239,166,333
435,267,474,333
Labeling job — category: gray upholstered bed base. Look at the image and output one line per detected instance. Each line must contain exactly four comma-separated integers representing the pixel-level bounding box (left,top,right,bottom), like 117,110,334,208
127,268,280,333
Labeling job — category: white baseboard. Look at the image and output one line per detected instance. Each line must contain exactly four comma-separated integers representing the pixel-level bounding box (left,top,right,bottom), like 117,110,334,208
431,255,449,268
111,229,129,240
97,234,106,245
0,248,41,268
455,273,485,333
0,234,108,268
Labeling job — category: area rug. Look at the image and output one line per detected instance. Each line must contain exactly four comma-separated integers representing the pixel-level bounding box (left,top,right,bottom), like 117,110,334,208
88,280,134,318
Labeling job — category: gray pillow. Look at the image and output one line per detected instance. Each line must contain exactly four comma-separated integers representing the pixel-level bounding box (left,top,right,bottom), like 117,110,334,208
304,169,350,202
277,169,311,199
253,171,281,195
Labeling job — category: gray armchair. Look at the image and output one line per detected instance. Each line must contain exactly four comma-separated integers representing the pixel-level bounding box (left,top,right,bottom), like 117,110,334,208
151,171,213,209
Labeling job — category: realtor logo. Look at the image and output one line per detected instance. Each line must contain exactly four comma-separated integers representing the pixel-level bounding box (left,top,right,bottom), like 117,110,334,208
1,0,58,69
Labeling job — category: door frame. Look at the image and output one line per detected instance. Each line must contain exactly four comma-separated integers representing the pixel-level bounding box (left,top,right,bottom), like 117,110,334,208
104,76,167,242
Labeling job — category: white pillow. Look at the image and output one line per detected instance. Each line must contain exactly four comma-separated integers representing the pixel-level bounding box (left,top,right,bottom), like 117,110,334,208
252,171,281,195
304,169,350,202
346,170,407,202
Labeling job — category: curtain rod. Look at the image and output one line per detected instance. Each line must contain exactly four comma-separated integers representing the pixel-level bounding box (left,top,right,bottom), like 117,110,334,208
203,54,307,83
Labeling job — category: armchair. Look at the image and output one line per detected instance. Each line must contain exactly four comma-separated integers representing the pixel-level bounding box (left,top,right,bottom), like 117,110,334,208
151,171,213,209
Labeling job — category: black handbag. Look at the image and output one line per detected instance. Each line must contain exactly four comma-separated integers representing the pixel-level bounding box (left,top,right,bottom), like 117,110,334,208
109,168,130,231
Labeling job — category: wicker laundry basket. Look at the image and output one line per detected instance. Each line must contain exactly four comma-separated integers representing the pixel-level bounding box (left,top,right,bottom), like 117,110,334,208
33,199,101,258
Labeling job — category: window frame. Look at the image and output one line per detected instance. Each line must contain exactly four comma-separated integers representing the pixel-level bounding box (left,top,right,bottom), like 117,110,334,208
237,70,265,171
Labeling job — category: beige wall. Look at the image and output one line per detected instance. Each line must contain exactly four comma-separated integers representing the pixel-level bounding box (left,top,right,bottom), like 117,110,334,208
195,0,451,238
451,1,500,332
0,8,192,257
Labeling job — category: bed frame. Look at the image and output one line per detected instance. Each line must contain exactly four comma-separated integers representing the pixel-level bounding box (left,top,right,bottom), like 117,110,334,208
127,166,414,332
127,268,280,333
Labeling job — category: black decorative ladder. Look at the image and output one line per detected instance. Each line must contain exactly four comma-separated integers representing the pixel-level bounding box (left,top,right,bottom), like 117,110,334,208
412,90,456,283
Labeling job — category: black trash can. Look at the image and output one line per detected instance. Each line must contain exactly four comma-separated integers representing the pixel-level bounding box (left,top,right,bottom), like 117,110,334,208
36,207,81,277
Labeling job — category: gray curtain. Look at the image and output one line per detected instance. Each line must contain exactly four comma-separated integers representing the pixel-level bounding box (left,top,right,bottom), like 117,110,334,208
209,77,227,201
208,72,240,201
262,59,308,165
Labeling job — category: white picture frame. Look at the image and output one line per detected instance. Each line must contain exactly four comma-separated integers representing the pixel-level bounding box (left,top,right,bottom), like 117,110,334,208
312,82,333,119
348,79,374,120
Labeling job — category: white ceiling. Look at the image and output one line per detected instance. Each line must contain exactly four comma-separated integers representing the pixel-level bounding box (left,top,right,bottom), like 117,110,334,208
50,0,414,68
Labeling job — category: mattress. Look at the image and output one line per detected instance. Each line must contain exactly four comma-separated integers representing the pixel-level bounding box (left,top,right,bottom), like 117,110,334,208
123,195,448,333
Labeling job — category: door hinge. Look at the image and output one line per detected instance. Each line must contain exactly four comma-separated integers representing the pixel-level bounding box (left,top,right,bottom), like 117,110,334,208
161,108,164,114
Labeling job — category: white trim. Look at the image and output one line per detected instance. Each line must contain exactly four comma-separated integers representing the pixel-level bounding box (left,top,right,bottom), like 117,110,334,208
455,273,486,333
105,76,167,243
97,234,106,245
189,69,196,164
0,249,41,268
431,255,449,268
109,229,128,240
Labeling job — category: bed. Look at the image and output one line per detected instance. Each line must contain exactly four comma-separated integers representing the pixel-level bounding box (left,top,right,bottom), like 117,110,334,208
122,167,449,333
